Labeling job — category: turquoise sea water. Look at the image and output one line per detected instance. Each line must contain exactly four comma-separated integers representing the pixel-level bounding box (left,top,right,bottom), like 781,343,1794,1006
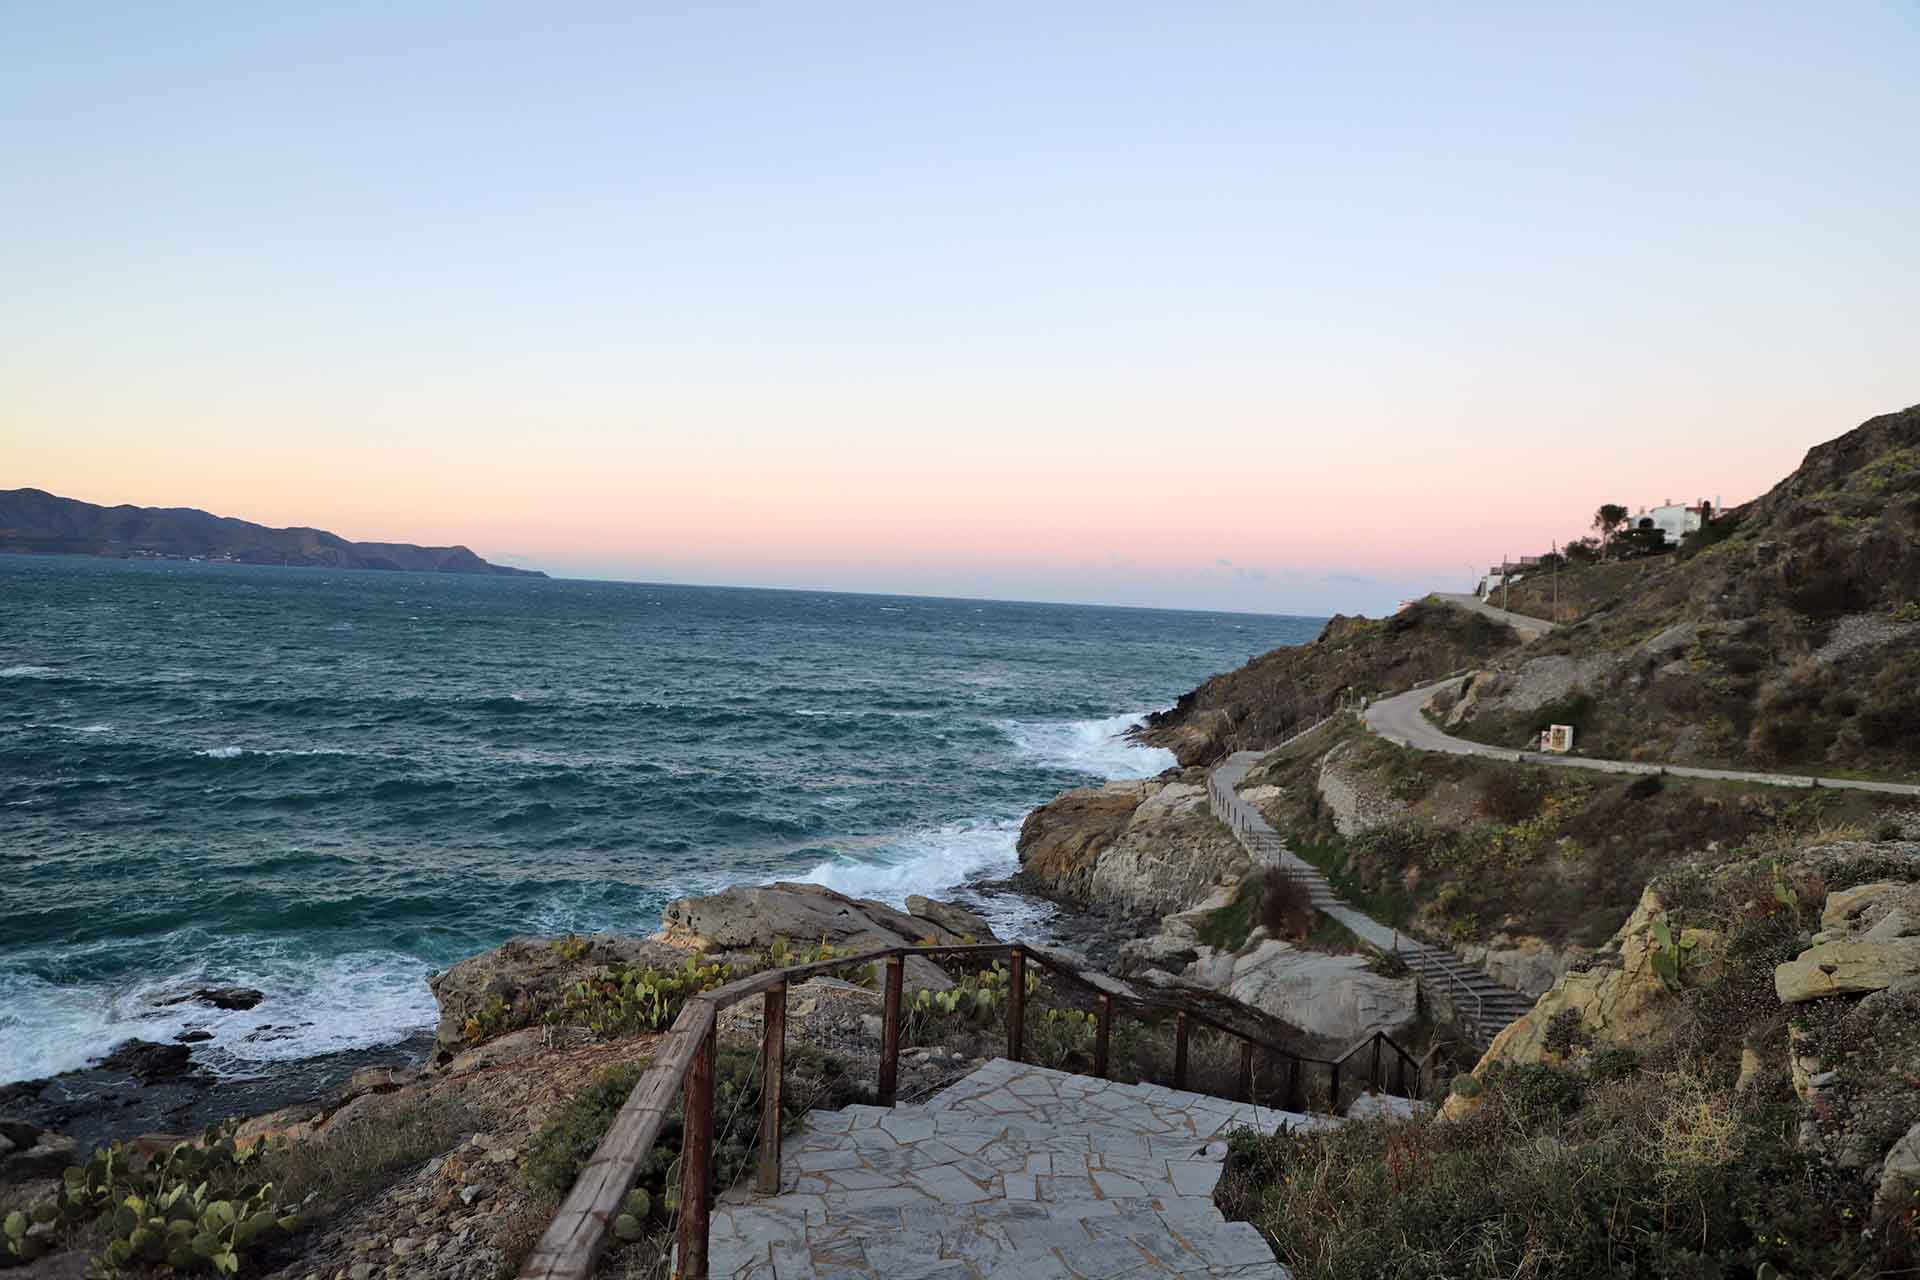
0,555,1320,1084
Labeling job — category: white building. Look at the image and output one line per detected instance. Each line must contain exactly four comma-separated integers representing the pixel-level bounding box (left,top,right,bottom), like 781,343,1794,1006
1632,499,1716,546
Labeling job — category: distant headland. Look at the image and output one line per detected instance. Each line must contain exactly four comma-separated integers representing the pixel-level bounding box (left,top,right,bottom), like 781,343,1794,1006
0,487,547,577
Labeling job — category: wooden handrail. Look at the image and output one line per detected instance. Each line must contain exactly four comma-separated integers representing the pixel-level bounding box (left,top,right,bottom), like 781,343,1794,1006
518,940,1423,1280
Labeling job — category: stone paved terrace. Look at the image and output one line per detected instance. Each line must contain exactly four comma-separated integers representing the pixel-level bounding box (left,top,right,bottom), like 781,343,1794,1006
704,1058,1328,1278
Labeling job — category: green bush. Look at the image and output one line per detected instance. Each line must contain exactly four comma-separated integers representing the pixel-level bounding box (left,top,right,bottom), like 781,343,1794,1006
3,1129,305,1274
523,1043,868,1220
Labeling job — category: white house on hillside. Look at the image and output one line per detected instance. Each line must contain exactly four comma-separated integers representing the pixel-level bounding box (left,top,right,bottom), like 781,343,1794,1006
1633,498,1716,545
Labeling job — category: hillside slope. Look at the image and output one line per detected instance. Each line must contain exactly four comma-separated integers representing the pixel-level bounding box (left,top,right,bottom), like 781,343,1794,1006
0,488,546,577
1443,404,1920,777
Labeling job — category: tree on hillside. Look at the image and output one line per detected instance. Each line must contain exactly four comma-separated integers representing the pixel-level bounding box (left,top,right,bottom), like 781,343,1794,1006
1592,504,1628,557
1565,537,1602,565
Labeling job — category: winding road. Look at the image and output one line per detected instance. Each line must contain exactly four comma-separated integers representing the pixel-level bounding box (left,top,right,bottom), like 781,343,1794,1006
1428,591,1557,640
1365,678,1920,798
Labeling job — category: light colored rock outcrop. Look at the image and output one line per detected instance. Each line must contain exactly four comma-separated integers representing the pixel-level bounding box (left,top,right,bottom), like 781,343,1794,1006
1088,782,1251,916
1463,886,1725,1077
1877,1119,1920,1214
1315,741,1409,837
1777,880,1920,1002
1016,779,1158,903
1775,939,1920,1002
658,881,996,993
1220,939,1418,1043
1456,934,1589,997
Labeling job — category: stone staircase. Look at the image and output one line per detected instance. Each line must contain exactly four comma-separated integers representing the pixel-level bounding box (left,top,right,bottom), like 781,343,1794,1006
704,1058,1313,1278
1209,750,1536,1052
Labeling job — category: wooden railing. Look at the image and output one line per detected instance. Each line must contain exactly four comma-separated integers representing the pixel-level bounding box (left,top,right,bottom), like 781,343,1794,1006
517,940,1423,1280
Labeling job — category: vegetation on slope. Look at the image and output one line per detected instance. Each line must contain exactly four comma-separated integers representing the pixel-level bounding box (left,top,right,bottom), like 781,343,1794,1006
1140,601,1522,766
1244,732,1912,949
1217,840,1920,1278
1445,405,1920,778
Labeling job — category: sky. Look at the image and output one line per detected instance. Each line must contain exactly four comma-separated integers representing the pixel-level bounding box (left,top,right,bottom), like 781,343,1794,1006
2,3,1915,615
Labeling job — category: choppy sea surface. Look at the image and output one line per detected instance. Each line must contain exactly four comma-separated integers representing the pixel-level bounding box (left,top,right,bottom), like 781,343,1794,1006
0,555,1321,1084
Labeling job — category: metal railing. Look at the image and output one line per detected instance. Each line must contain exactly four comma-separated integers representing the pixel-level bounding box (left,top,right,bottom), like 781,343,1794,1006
1205,733,1502,1048
517,940,1423,1280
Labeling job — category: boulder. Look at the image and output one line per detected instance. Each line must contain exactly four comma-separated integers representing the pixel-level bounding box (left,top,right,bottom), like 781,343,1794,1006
1017,780,1156,902
1876,1118,1920,1214
0,1121,75,1183
95,1039,194,1084
658,882,992,993
1822,881,1904,929
905,895,992,941
1087,783,1250,916
1774,939,1920,1003
1222,940,1418,1043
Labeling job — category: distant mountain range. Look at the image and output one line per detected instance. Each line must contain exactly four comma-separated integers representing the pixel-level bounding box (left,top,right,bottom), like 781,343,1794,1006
0,488,546,577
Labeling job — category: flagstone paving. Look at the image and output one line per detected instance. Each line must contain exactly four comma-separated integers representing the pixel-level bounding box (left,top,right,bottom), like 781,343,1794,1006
707,1059,1328,1278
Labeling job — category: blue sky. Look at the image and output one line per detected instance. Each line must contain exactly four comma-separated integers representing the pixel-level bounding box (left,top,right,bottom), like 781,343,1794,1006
2,2,1915,613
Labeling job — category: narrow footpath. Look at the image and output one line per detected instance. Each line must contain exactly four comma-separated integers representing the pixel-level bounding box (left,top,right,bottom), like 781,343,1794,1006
1206,747,1534,1052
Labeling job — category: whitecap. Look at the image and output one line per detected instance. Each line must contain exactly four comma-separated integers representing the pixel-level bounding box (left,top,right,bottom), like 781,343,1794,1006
0,665,55,678
785,823,1055,939
0,948,437,1085
197,746,247,759
1002,711,1176,780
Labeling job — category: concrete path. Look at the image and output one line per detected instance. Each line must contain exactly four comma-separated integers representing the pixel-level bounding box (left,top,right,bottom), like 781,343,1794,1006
1428,591,1557,640
1366,679,1920,797
1207,751,1535,1048
707,1059,1308,1278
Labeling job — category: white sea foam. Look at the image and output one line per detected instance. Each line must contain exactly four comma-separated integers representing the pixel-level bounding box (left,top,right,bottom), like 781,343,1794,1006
199,746,246,759
1,665,56,678
0,949,437,1085
787,823,1058,939
1003,711,1176,780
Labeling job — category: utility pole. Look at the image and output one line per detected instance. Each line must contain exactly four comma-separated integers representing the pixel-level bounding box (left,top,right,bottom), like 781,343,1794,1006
1502,556,1510,612
1552,541,1559,623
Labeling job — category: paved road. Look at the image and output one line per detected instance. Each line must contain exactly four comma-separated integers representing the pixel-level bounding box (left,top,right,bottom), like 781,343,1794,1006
1429,591,1557,640
1366,678,1920,797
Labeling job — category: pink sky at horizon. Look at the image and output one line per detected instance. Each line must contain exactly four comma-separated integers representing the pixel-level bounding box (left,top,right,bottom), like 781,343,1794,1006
4,3,1914,614
6,380,1886,612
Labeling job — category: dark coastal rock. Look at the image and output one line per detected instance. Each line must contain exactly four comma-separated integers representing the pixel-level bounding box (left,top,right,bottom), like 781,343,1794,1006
156,986,266,1011
173,1030,214,1044
96,1040,193,1084
0,1119,76,1183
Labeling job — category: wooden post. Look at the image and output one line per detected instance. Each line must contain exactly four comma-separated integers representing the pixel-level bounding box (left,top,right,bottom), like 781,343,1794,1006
1094,994,1112,1079
1173,1013,1189,1092
879,955,903,1107
1237,1038,1254,1103
1394,1047,1408,1099
1006,948,1025,1063
1371,1036,1383,1094
755,984,786,1195
677,1019,716,1280
1328,1062,1341,1116
1286,1056,1302,1112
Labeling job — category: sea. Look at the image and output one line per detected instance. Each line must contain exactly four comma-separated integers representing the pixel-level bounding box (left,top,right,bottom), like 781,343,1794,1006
0,555,1321,1087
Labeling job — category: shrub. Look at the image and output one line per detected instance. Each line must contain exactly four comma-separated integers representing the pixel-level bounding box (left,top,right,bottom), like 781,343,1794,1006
1254,871,1316,942
1479,769,1544,823
1541,1008,1589,1057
